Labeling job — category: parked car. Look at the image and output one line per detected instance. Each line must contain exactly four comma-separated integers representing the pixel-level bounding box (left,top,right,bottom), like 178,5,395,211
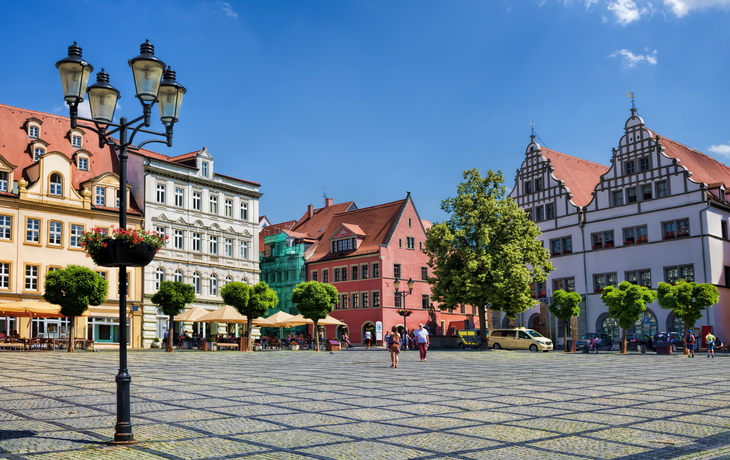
625,333,654,351
652,332,684,352
576,333,613,352
489,328,553,352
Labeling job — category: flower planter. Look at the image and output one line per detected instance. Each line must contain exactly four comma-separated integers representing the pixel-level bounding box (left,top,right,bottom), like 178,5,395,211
562,250,572,254
115,241,157,267
92,239,118,267
291,344,300,351
90,239,157,267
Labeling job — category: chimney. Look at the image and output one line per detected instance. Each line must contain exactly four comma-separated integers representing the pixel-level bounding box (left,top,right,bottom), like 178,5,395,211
325,198,333,207
307,204,314,218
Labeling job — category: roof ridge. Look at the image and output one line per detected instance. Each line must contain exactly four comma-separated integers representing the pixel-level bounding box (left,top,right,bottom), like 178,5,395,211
332,199,404,217
540,147,609,169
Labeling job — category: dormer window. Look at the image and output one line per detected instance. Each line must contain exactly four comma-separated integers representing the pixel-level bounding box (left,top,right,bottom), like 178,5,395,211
78,157,89,171
72,135,82,147
49,173,62,196
332,237,356,252
0,172,8,192
95,186,106,206
201,161,209,177
34,148,45,161
29,126,39,139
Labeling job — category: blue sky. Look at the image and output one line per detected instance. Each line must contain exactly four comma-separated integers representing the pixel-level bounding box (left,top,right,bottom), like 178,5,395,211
2,0,730,224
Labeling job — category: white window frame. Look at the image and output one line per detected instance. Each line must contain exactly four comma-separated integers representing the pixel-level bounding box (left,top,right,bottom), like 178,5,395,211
70,224,83,248
175,188,184,207
49,221,62,246
156,184,166,204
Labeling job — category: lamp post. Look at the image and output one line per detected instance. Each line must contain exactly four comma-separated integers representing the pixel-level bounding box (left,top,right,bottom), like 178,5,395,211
56,41,185,445
394,277,414,350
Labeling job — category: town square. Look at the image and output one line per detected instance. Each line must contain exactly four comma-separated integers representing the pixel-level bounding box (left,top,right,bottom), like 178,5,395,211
1,348,729,459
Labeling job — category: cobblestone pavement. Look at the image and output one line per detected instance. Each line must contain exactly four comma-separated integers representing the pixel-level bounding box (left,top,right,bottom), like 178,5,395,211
0,348,729,459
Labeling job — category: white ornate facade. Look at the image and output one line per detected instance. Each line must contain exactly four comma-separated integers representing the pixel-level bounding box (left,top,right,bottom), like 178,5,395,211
138,147,261,347
509,108,730,344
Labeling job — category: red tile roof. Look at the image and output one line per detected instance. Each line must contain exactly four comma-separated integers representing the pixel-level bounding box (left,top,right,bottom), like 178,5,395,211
309,199,405,261
291,201,357,237
540,147,609,208
652,132,730,186
0,103,117,189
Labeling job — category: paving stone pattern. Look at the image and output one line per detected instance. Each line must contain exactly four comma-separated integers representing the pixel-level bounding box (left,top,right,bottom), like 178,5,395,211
0,349,729,459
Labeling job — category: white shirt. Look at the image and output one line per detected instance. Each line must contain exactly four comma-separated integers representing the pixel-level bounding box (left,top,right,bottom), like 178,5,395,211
415,328,429,343
364,331,372,340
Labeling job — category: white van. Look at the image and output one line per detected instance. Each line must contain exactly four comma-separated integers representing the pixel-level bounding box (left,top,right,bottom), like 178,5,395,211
489,328,553,352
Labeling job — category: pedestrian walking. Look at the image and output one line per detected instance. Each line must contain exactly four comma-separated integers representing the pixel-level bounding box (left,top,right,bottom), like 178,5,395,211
706,332,717,358
364,329,372,349
389,325,400,368
415,323,430,361
684,329,696,358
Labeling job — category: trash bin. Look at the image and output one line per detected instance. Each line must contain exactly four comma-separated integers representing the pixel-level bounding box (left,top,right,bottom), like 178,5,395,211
655,343,672,355
640,343,647,353
325,340,341,352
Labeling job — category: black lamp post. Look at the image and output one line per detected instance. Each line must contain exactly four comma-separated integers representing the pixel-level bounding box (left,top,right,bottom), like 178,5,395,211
394,277,414,350
56,41,185,445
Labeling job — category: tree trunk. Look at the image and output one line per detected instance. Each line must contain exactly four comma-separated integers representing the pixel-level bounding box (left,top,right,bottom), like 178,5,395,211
245,318,253,352
621,328,627,354
478,305,487,350
313,320,320,351
67,315,76,353
165,316,174,352
563,320,568,352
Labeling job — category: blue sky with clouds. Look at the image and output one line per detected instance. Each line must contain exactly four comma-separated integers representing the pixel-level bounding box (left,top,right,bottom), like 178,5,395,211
1,0,729,223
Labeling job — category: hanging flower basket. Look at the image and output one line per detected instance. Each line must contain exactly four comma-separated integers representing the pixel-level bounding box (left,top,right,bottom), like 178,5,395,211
397,309,412,317
80,227,168,267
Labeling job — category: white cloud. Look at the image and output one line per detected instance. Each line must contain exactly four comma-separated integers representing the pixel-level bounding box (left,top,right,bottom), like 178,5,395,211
609,48,658,66
708,143,730,157
663,0,730,17
585,0,599,9
607,0,647,24
215,2,238,19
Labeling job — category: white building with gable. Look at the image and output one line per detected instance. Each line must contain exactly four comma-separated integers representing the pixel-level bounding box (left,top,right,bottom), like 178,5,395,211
135,147,261,347
509,108,730,346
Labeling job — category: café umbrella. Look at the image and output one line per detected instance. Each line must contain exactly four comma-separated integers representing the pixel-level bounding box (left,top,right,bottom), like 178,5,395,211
192,305,273,336
173,306,212,337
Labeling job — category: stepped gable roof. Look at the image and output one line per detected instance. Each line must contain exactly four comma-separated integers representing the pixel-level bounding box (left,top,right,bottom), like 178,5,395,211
292,201,356,238
0,103,116,189
540,147,609,208
653,132,730,186
309,199,405,261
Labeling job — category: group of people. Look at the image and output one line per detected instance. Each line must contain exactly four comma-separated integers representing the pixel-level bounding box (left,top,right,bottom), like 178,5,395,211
685,330,723,358
387,323,430,368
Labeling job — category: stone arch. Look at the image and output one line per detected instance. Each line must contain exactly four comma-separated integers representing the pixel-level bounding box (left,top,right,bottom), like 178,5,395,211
361,321,376,345
596,313,619,343
527,313,540,329
666,312,685,333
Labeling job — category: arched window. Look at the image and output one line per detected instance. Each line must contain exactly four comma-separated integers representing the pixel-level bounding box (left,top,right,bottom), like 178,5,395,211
632,309,658,337
155,267,165,290
192,272,201,294
49,173,62,196
210,274,218,296
596,313,620,343
174,269,183,283
225,276,232,286
667,312,685,333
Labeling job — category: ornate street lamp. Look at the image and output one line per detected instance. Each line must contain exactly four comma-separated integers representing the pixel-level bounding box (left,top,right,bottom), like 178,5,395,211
56,41,185,445
394,277,414,350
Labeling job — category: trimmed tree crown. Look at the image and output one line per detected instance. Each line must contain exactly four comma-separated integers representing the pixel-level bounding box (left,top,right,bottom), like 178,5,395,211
44,265,108,317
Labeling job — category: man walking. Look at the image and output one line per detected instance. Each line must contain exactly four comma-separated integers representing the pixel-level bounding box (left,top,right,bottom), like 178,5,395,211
415,323,430,362
364,329,372,349
684,329,696,358
706,331,717,358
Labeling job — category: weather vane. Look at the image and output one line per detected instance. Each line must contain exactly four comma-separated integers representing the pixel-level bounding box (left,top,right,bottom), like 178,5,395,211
530,120,535,136
627,91,636,109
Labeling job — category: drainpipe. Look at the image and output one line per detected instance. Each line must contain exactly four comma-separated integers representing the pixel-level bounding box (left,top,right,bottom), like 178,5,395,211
579,207,589,335
699,196,711,326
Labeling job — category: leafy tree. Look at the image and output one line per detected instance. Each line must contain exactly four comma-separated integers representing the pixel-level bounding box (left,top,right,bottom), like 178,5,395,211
222,281,278,351
291,281,339,351
44,265,108,353
549,289,582,351
601,282,656,354
423,169,553,338
151,281,196,352
657,280,719,354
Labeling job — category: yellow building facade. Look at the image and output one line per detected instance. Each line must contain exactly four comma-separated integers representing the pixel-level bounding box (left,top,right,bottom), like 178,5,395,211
0,104,145,347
